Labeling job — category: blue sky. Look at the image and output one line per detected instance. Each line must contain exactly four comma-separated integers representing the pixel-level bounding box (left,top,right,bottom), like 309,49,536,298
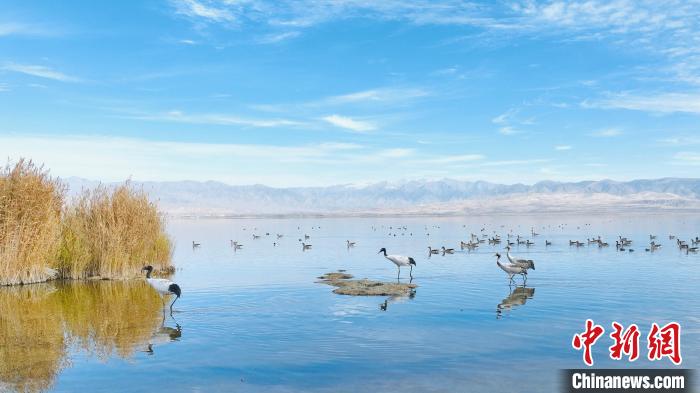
1,0,699,186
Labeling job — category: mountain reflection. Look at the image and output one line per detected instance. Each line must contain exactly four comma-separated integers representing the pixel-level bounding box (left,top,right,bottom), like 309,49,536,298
0,280,176,392
496,285,535,319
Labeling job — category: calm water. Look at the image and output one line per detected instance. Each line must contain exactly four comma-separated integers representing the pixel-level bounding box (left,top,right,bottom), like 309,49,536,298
2,214,699,392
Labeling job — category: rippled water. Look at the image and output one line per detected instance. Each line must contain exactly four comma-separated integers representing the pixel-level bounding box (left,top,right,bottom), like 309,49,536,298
2,214,699,392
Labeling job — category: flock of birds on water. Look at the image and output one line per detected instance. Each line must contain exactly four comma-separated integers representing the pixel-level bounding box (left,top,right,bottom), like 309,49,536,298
145,223,700,316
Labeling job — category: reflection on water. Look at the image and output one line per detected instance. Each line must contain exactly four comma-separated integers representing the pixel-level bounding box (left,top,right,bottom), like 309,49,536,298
378,289,417,311
145,317,182,355
0,280,179,392
496,285,535,319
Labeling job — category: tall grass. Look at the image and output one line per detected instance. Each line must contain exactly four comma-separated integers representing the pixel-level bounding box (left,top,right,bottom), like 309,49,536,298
0,160,64,286
0,159,173,285
58,183,173,279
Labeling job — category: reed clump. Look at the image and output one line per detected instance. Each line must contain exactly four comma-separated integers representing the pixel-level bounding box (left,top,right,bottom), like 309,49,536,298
0,159,173,285
58,183,173,279
0,160,64,286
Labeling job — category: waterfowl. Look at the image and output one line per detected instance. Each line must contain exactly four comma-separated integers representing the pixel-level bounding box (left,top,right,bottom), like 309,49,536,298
142,265,181,315
441,246,455,255
505,245,535,271
378,248,416,279
495,253,527,282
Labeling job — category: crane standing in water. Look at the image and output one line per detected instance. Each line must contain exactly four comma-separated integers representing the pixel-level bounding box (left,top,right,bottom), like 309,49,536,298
142,265,181,315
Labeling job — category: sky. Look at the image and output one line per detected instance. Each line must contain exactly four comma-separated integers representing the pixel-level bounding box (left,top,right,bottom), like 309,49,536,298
1,0,700,187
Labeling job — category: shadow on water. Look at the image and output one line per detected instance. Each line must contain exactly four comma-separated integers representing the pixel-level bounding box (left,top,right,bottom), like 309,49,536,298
496,284,535,319
0,280,181,392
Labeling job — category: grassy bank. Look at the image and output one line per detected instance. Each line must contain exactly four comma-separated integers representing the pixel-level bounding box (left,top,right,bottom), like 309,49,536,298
0,159,173,286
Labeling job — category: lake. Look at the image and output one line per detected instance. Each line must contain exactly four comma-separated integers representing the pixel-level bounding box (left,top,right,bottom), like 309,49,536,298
2,214,699,392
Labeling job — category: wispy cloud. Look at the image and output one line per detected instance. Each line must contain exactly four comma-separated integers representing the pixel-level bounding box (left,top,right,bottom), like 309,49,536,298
129,110,303,128
1,63,80,82
498,126,519,135
658,136,700,146
257,31,300,44
492,107,530,135
172,0,235,23
0,22,53,37
554,145,572,151
672,151,700,165
590,128,622,137
322,114,376,133
584,92,700,114
324,87,429,105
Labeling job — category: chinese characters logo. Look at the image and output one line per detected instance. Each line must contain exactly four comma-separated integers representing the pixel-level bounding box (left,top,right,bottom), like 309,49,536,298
572,320,681,366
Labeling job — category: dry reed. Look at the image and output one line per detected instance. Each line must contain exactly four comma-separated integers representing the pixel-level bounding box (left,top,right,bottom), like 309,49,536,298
0,159,64,286
0,159,173,285
58,183,172,279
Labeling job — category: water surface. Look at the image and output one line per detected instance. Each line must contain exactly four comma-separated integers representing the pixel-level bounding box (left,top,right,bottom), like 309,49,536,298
2,214,699,392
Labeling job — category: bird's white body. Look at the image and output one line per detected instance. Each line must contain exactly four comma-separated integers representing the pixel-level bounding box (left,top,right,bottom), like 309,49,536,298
506,247,535,270
146,278,176,295
385,254,412,267
497,260,526,276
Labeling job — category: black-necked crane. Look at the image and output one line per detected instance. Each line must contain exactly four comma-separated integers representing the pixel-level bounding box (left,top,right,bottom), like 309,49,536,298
346,240,356,248
505,245,535,271
428,246,440,255
302,242,312,251
378,248,416,279
441,246,455,255
142,265,181,315
495,253,527,282
192,241,200,248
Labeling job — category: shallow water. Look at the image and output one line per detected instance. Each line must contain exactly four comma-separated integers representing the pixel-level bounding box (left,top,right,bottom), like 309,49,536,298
2,214,699,392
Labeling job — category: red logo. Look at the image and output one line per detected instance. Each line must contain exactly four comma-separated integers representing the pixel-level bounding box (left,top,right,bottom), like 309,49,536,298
572,320,682,366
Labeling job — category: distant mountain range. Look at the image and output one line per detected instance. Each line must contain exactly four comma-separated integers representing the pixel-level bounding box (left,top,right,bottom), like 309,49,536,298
63,177,700,216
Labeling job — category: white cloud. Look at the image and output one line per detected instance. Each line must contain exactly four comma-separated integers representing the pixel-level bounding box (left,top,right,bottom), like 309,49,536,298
554,145,572,151
498,126,519,135
673,151,700,165
257,31,300,44
590,128,622,137
0,134,489,187
1,63,80,82
422,154,485,164
658,136,700,146
585,92,700,114
325,87,429,105
0,22,52,37
322,114,376,132
172,0,235,23
128,110,303,128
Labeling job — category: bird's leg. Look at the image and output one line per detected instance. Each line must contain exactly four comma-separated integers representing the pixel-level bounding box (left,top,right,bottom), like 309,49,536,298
397,266,401,280
409,264,413,279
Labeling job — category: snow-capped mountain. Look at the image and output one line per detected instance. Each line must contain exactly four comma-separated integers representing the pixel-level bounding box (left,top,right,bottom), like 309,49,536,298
62,177,700,216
